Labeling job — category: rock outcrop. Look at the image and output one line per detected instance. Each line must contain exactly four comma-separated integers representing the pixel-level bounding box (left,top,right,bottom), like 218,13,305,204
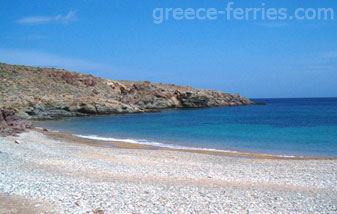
0,62,254,126
0,109,32,136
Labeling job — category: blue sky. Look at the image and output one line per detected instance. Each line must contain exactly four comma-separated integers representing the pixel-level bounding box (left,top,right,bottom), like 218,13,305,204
1,0,337,98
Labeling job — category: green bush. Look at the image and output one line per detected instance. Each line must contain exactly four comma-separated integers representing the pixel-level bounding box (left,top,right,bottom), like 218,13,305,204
0,68,12,75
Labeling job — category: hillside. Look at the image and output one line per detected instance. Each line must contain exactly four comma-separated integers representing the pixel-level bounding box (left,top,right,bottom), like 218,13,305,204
0,62,253,118
0,62,253,135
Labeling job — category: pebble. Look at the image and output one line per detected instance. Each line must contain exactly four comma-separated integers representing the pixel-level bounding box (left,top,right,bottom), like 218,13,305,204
0,131,336,214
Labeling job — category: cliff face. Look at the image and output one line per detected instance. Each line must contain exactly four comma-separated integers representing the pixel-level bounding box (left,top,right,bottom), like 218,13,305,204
0,63,253,120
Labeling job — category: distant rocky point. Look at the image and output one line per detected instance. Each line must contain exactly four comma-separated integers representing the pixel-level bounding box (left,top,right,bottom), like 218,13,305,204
0,62,254,136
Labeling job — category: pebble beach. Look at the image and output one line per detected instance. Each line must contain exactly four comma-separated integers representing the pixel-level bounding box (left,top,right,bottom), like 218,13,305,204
1,131,337,214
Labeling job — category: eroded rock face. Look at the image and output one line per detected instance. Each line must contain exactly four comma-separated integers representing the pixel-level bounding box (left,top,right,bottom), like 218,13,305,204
0,63,254,120
0,109,33,136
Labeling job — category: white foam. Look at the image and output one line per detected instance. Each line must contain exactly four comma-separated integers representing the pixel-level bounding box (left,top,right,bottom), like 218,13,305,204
73,134,298,158
35,127,44,130
35,127,60,132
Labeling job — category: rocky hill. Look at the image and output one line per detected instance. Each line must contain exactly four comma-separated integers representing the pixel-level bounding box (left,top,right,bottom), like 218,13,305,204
0,62,253,135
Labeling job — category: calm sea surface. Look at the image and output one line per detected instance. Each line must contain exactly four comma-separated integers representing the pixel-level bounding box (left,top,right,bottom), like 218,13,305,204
36,98,337,157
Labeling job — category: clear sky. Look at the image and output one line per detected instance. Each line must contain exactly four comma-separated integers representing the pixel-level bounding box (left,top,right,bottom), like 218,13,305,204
1,0,337,98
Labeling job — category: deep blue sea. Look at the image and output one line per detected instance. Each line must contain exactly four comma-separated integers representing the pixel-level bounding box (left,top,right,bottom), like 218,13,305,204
36,98,337,157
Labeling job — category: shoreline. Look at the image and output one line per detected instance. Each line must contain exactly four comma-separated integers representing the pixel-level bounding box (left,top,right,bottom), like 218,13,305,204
1,130,337,213
34,128,337,160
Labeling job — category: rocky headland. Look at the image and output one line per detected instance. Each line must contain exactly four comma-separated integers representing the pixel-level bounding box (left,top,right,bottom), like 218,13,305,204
0,62,253,136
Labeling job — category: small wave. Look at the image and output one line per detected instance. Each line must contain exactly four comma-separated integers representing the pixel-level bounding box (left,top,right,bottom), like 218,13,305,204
73,134,298,158
35,127,60,132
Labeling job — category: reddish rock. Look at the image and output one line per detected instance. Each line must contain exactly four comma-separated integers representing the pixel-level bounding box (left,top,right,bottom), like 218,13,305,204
84,78,96,86
0,109,33,137
53,70,80,85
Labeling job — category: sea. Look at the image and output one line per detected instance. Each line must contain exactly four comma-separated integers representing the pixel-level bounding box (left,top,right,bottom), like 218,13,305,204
35,98,337,158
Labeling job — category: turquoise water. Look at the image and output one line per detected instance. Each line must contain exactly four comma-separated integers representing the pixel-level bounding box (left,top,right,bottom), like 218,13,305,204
36,98,337,157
